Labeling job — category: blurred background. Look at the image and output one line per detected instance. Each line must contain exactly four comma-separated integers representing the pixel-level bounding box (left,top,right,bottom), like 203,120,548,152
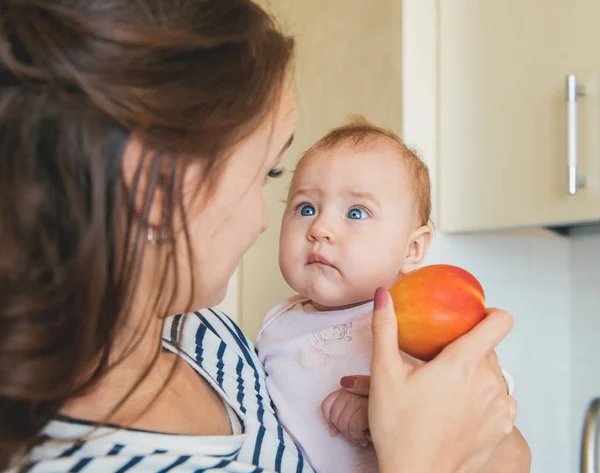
217,1,600,472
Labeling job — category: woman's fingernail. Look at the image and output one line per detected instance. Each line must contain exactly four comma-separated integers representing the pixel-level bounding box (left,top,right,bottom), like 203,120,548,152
374,287,388,310
328,425,339,437
340,376,356,389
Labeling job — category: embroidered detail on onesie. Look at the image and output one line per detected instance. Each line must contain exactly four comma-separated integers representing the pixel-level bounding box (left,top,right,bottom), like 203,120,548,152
300,322,354,369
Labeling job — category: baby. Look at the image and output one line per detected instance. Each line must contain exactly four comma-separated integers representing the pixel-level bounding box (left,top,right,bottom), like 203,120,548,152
256,117,512,473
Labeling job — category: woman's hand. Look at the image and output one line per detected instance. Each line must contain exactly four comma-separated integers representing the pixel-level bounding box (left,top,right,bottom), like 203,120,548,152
366,287,517,473
336,375,530,473
321,354,422,446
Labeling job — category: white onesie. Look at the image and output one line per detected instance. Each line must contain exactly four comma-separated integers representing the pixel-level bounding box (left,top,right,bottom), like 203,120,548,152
256,295,514,473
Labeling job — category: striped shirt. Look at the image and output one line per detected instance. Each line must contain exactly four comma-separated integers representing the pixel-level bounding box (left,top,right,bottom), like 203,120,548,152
12,309,313,473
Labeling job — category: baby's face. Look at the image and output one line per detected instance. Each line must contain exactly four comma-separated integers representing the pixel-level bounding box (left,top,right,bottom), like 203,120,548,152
279,143,419,309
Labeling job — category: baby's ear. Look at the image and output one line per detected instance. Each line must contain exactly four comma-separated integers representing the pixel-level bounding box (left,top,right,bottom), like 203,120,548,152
400,225,433,274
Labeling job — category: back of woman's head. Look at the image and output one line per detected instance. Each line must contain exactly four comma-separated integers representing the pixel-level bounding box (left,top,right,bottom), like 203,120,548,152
0,0,293,466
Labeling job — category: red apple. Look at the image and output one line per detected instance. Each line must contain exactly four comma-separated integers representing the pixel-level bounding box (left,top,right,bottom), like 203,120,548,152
389,264,486,361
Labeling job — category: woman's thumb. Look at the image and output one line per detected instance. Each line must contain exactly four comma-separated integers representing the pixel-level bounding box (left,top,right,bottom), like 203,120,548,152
371,287,404,370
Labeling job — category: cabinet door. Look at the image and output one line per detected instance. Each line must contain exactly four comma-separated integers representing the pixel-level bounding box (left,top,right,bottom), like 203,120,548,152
439,0,600,232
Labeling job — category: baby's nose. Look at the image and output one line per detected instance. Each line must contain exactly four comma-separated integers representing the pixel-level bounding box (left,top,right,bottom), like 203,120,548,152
308,216,335,243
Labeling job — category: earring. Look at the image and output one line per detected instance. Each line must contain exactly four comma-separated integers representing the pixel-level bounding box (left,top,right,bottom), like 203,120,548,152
147,226,167,245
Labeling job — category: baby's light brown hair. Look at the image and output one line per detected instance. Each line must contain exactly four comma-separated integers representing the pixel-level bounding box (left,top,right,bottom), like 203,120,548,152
298,116,431,225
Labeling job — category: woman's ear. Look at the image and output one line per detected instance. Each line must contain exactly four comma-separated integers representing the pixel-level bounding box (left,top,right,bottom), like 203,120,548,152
400,225,433,274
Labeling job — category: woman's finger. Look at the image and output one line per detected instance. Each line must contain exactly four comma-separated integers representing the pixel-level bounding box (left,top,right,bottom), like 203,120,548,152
371,287,408,376
486,350,499,367
508,396,518,424
340,375,371,396
446,308,513,362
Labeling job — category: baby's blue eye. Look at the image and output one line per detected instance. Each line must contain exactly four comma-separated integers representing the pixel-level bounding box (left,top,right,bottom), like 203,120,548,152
347,207,368,220
298,204,316,217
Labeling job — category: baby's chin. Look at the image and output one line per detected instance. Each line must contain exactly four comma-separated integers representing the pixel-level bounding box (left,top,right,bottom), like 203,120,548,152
283,269,372,310
305,288,371,312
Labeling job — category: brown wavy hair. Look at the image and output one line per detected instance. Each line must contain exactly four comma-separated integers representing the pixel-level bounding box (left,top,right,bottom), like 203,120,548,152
0,0,293,467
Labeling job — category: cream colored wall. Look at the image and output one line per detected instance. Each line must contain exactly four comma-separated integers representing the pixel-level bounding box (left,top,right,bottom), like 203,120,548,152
239,0,404,341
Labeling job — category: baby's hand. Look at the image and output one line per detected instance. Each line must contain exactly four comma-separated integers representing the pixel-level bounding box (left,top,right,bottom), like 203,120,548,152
321,388,370,447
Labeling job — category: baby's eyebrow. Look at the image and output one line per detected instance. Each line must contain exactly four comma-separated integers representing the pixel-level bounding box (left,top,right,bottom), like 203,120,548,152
289,187,321,199
347,190,381,208
348,190,378,202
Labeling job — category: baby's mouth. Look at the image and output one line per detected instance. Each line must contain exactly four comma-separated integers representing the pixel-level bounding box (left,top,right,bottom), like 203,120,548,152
307,252,336,270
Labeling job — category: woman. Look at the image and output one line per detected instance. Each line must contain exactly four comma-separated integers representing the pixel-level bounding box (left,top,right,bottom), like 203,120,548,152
0,1,524,472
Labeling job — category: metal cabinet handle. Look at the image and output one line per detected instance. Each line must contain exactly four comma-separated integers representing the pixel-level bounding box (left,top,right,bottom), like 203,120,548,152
566,74,587,195
581,397,600,473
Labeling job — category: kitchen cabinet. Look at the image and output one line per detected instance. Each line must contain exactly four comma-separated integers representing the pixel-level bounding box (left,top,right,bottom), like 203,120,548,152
425,1,600,232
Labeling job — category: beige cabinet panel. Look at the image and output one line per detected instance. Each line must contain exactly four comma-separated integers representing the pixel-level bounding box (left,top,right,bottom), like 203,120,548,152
438,1,600,232
240,0,403,340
